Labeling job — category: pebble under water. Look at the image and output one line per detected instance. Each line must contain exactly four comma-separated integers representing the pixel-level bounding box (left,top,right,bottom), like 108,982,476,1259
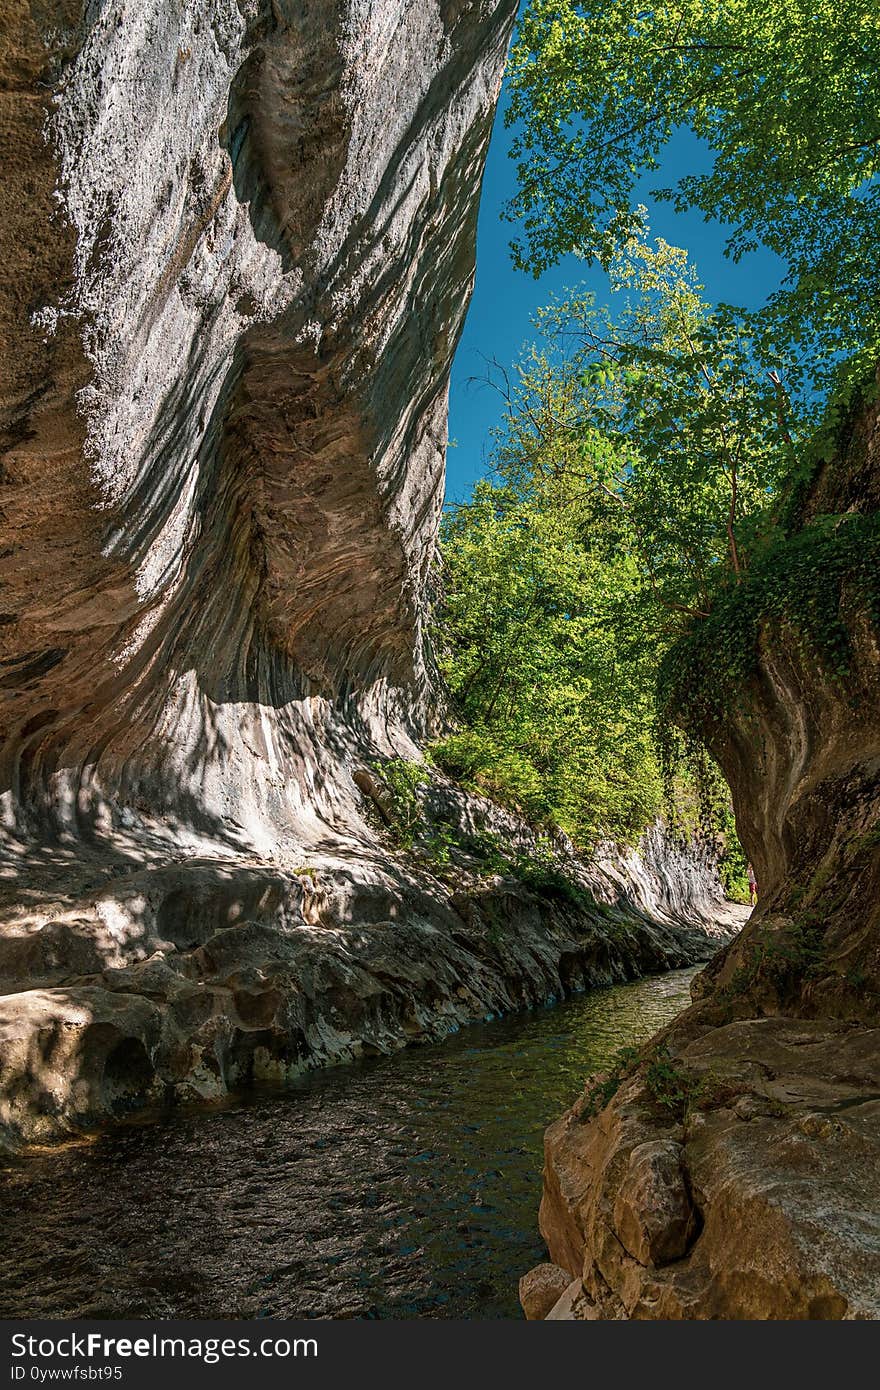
0,967,697,1320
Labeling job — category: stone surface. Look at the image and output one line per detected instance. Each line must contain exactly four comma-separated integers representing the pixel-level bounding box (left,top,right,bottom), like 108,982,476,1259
538,1020,880,1319
688,374,880,1024
612,1139,696,1267
0,1,741,1149
518,1263,572,1320
545,1279,593,1320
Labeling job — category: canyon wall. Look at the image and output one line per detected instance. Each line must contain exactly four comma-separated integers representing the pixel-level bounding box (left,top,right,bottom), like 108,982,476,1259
525,378,880,1320
3,0,516,864
0,0,738,1151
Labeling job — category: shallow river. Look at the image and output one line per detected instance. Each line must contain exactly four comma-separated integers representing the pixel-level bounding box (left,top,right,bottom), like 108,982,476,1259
0,967,697,1320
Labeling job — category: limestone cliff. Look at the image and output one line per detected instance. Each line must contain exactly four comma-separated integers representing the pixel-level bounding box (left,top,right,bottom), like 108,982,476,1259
0,0,738,1150
3,0,514,858
525,377,880,1320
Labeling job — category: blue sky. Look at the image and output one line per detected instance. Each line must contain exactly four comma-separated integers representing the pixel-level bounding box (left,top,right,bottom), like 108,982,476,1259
445,85,785,502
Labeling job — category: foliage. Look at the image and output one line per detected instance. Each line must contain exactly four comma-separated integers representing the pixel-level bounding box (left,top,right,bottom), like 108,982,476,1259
434,467,665,846
371,757,431,849
724,920,827,1000
578,1045,641,1120
505,839,590,907
577,1043,715,1125
454,826,511,875
644,1044,708,1121
505,0,880,408
492,229,797,616
370,758,592,902
503,5,880,800
422,820,459,868
659,510,880,734
715,805,750,903
434,238,764,857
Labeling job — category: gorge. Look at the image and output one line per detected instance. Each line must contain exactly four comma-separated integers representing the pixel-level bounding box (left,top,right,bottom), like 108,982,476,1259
2,0,878,1323
0,0,737,1151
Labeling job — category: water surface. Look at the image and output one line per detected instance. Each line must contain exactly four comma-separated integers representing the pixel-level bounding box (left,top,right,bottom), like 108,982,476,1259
0,968,696,1319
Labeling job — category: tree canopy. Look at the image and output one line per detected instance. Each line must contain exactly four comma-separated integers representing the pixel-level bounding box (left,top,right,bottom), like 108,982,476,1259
492,229,796,617
435,470,664,845
505,0,880,399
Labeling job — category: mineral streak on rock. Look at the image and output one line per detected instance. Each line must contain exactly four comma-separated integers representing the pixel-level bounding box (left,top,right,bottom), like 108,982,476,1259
0,1,738,1150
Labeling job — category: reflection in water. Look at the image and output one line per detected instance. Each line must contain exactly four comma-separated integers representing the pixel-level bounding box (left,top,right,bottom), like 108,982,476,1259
0,968,697,1319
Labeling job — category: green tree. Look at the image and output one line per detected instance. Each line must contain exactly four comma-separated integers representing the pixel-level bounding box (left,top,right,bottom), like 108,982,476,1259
435,235,769,871
435,471,664,845
505,0,880,402
490,228,793,620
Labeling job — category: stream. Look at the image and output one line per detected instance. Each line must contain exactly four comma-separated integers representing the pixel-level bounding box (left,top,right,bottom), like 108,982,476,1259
0,966,697,1320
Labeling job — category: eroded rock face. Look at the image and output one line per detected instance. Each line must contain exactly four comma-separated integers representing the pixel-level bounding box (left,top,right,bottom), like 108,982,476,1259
692,387,880,1024
0,1,740,1149
533,1018,880,1319
525,379,880,1321
3,0,516,850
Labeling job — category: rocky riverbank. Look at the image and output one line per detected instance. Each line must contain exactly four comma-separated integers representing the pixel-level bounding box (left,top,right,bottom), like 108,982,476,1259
524,1008,879,1320
0,773,744,1149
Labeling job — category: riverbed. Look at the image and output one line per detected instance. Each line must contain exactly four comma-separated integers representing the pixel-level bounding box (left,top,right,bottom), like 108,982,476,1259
0,967,697,1319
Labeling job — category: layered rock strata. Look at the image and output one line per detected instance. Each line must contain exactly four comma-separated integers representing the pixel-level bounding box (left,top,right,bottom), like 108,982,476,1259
524,377,880,1320
0,0,739,1150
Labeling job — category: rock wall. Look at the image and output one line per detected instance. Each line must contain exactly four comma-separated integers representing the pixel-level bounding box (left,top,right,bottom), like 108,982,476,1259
523,377,880,1320
0,1,738,1151
3,0,516,856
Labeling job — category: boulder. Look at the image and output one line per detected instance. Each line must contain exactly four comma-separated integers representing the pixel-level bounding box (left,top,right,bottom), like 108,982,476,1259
519,1263,572,1320
612,1140,696,1266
